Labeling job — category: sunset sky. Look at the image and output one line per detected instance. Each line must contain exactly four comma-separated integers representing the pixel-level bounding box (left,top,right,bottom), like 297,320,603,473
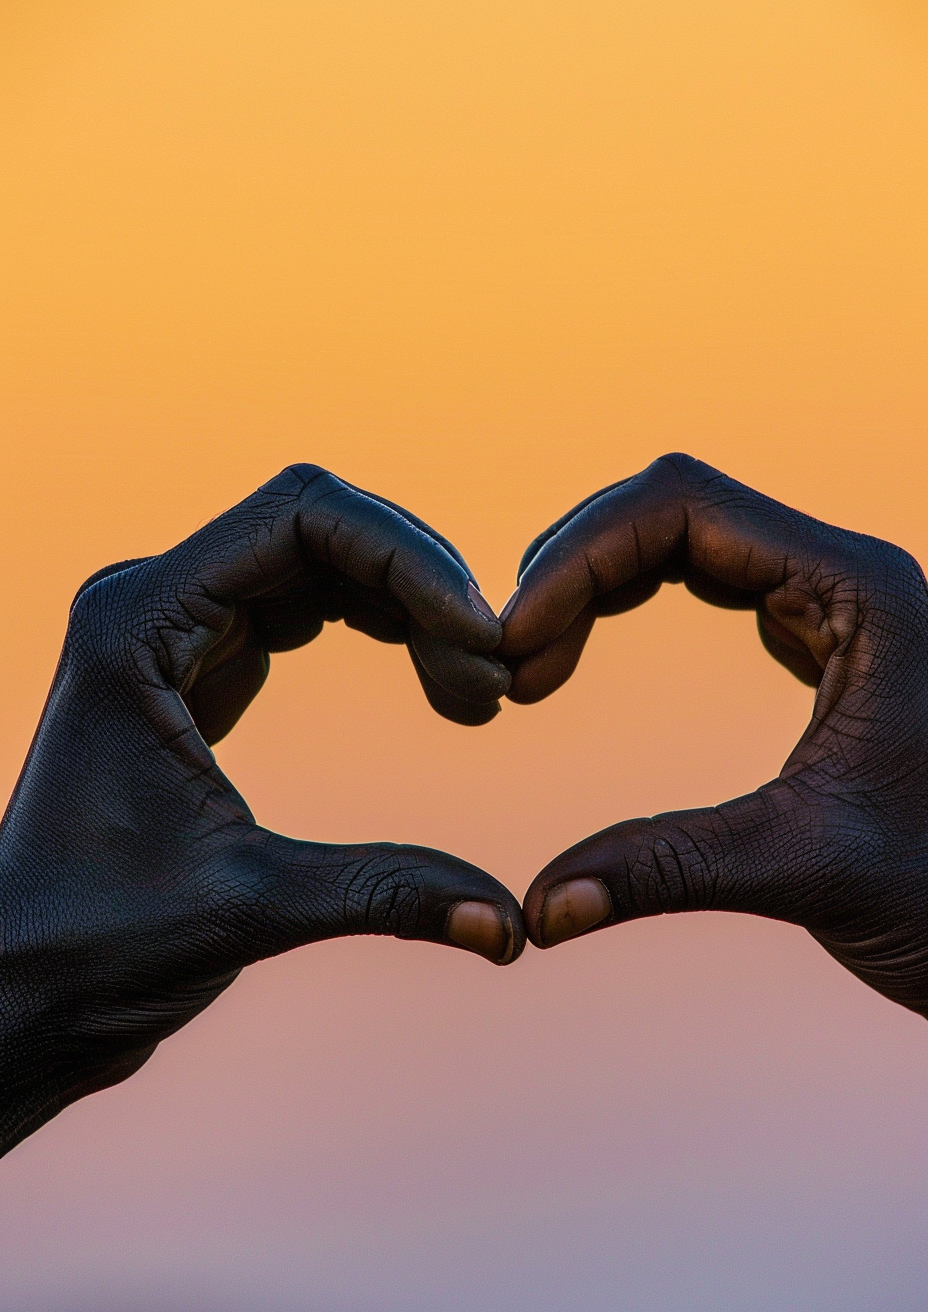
1,2,926,1308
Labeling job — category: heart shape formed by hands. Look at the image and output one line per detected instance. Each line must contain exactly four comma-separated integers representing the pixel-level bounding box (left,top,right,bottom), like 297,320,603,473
1,452,927,1157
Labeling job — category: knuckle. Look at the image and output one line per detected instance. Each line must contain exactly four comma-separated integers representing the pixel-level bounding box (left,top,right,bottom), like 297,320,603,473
342,847,423,935
219,835,430,950
652,827,712,911
653,451,710,489
72,563,124,608
829,535,928,621
70,557,150,611
649,452,732,509
875,540,926,590
620,818,714,915
257,462,332,501
656,450,700,474
65,562,185,692
66,569,135,653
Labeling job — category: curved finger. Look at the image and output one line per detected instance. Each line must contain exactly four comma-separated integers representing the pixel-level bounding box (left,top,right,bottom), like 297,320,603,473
407,644,502,726
183,636,270,745
409,622,511,702
515,477,633,580
340,480,475,579
501,453,792,661
501,453,857,667
506,608,595,704
120,465,502,710
183,465,501,649
499,456,689,661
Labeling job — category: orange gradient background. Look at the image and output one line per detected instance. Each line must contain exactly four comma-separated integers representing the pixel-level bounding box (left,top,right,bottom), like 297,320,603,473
1,3,926,1309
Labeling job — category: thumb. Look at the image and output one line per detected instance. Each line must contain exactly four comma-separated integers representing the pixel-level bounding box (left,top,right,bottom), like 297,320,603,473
523,780,832,948
215,827,526,967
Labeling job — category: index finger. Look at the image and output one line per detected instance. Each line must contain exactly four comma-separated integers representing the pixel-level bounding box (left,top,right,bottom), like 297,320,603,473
499,452,876,695
165,464,502,652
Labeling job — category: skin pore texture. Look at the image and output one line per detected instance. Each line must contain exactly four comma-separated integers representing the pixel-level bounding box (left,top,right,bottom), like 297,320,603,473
1,452,926,1158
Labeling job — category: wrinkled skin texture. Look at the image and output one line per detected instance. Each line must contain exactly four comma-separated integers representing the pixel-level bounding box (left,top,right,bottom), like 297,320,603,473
0,465,524,1158
502,453,928,1020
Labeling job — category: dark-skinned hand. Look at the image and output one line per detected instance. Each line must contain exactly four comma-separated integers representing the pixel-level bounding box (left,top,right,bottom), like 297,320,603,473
501,453,928,1021
0,464,524,1158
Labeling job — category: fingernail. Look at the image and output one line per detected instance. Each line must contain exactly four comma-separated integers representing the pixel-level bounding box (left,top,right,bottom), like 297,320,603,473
467,582,499,624
499,587,520,623
539,878,611,948
447,901,514,964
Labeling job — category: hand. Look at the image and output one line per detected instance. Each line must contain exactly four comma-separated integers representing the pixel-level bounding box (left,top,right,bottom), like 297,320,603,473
0,464,524,1156
501,453,928,1020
